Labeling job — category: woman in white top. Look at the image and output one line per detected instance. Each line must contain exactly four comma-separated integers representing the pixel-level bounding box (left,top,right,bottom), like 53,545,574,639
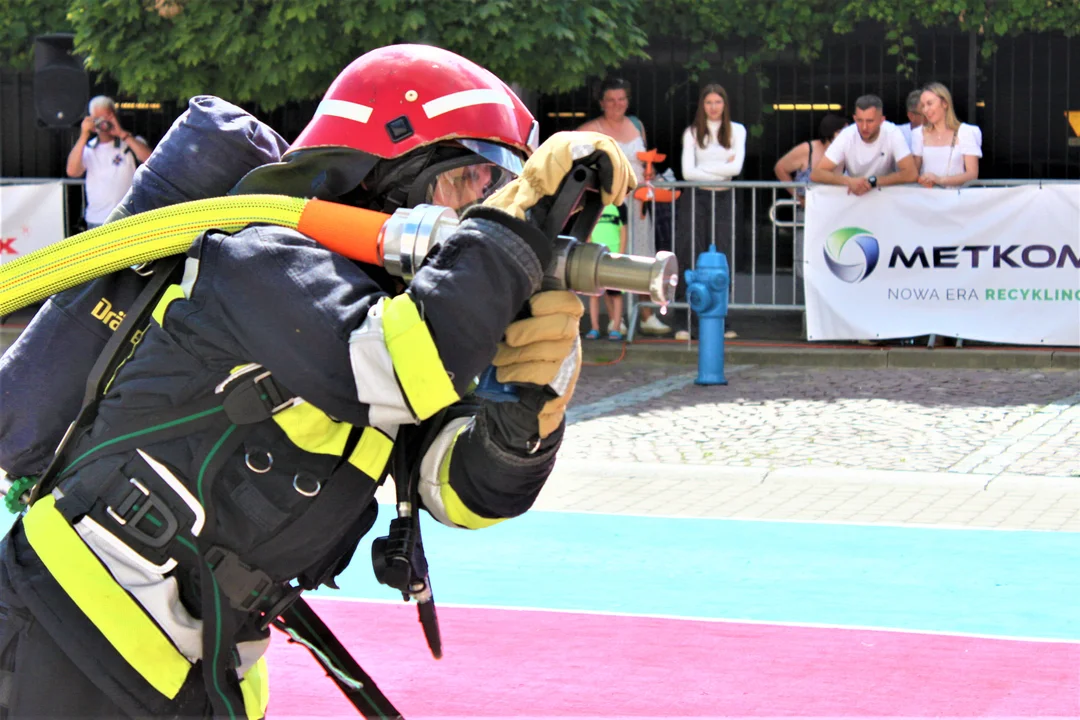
677,84,746,338
912,82,982,188
579,77,668,335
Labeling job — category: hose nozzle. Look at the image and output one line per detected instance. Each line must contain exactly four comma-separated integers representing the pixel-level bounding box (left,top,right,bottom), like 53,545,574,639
381,205,679,306
560,241,678,307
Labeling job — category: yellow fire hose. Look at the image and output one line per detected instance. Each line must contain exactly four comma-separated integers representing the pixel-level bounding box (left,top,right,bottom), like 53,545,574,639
0,195,390,317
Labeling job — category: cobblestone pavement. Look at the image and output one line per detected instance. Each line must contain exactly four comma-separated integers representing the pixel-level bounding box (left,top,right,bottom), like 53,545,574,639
538,363,1080,531
7,319,1080,531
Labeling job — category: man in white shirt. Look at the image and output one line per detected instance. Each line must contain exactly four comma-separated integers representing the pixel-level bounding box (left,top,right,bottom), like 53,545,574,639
810,94,917,196
896,89,924,149
65,96,153,228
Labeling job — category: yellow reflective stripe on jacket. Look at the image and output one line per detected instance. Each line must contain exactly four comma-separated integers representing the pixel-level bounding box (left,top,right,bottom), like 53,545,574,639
438,425,504,530
381,294,459,420
273,402,393,479
239,655,270,720
151,284,186,326
273,402,351,457
22,496,191,699
350,426,393,479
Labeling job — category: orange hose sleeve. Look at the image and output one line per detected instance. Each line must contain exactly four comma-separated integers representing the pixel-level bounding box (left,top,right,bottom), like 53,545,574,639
296,199,389,266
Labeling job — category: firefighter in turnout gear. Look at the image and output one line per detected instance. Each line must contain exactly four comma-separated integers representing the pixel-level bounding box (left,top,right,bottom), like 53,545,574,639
0,44,635,718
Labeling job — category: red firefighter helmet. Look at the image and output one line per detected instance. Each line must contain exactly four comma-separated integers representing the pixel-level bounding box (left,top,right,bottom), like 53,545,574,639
291,44,538,161
234,44,538,213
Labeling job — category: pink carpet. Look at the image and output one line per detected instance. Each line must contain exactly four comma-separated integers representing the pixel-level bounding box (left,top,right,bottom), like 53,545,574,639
264,599,1080,717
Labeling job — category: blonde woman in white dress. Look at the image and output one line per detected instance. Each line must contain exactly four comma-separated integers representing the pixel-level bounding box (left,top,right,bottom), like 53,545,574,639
912,82,982,188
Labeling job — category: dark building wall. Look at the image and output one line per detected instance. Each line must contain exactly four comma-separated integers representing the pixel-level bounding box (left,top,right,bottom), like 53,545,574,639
3,25,1077,182
539,26,1080,181
0,70,183,178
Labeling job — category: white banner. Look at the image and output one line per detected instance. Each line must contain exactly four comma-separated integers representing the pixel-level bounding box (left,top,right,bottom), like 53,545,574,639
804,185,1080,346
0,183,66,266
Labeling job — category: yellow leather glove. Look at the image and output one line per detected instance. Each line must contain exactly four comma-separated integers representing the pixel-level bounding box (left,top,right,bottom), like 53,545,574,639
492,290,584,438
483,131,637,220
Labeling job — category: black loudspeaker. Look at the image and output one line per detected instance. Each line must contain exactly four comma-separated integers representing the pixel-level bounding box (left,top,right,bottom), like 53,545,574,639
33,33,90,128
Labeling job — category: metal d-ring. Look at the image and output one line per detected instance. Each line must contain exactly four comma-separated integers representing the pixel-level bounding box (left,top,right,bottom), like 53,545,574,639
244,450,273,474
292,473,322,498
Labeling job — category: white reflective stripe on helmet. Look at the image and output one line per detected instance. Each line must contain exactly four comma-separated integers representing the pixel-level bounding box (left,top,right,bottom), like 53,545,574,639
315,98,374,124
422,88,514,119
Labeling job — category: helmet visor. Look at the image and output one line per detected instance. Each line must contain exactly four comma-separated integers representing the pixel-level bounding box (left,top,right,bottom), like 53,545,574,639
424,160,514,214
457,139,526,174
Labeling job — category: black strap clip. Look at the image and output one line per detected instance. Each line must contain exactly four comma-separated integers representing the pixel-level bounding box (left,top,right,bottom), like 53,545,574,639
105,478,179,549
370,516,415,596
205,545,278,613
219,368,297,425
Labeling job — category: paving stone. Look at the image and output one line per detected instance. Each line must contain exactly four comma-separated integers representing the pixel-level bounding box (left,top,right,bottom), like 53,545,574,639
550,365,1080,531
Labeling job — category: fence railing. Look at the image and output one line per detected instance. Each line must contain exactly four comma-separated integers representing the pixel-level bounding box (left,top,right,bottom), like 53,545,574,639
626,178,1080,342
4,176,1077,343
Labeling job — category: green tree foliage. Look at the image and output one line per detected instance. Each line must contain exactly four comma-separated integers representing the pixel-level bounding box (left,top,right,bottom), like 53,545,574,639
1,0,1077,107
644,0,1080,81
60,0,647,108
0,0,72,67
834,0,1080,75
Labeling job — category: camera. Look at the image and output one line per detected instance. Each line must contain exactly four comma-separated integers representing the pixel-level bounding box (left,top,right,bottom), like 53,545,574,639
93,118,113,133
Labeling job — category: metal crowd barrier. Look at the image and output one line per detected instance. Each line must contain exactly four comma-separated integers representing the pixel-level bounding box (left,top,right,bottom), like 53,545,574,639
625,180,808,342
4,176,1075,344
0,177,87,239
624,178,1080,344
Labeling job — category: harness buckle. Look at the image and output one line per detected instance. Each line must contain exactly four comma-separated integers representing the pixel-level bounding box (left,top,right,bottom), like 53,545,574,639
205,545,278,613
254,370,300,414
105,478,180,549
219,368,299,425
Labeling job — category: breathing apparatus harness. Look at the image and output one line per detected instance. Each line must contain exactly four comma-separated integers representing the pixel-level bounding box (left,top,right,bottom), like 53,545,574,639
22,249,402,719
0,155,675,718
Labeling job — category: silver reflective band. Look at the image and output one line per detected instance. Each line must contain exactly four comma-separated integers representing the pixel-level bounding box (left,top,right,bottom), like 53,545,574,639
380,204,459,281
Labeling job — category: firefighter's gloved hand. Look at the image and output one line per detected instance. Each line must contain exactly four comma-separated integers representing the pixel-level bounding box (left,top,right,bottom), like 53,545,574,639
491,291,583,440
483,132,637,221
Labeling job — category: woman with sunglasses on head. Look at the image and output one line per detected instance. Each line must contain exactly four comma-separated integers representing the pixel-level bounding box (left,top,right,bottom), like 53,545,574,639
911,82,982,188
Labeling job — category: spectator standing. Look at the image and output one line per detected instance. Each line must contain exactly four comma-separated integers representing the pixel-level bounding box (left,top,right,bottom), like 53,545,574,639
66,96,152,229
579,77,669,335
774,113,849,283
897,89,925,150
810,94,917,195
583,204,628,341
912,82,982,188
678,84,746,340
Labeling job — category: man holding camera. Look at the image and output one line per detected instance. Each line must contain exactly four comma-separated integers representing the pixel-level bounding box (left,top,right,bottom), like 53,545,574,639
66,95,153,229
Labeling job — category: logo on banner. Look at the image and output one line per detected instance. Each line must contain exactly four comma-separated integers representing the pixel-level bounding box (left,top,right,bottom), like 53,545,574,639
823,227,880,283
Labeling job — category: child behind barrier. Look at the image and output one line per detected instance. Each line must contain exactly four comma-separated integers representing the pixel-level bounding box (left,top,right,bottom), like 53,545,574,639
583,203,628,341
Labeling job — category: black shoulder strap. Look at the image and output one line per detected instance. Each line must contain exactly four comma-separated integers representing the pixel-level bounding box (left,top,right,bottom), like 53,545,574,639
30,256,184,504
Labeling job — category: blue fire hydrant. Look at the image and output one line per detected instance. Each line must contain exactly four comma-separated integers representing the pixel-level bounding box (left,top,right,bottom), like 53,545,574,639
684,245,729,385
